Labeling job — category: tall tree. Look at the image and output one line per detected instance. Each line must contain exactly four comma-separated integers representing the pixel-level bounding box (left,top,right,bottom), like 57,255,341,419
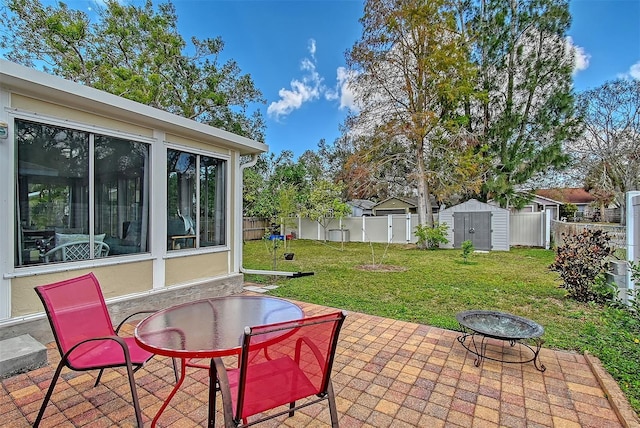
1,0,265,140
573,79,640,224
346,0,482,235
468,0,580,208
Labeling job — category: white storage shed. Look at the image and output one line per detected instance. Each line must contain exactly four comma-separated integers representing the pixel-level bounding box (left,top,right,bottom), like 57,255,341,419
438,199,510,251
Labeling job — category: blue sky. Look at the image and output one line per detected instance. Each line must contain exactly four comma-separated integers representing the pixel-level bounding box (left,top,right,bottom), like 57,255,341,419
168,0,640,159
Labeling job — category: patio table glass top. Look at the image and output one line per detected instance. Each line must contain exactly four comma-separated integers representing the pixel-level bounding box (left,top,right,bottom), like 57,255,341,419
135,295,304,358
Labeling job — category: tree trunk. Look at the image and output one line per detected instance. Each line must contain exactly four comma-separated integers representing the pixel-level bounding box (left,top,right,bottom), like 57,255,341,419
415,146,433,232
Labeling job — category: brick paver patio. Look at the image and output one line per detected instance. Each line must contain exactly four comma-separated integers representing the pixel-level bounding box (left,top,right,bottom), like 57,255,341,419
1,295,638,427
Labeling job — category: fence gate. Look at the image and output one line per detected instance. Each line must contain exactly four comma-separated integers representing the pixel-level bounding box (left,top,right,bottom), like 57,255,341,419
453,212,492,250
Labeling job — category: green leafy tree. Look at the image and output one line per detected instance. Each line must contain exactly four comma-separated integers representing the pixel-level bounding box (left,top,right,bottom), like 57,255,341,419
346,0,483,234
467,0,581,208
243,151,308,219
301,180,351,241
559,203,578,220
1,0,265,140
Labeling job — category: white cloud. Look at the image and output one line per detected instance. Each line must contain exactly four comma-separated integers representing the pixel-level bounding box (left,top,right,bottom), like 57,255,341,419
267,39,324,120
615,60,640,81
326,67,359,111
566,37,590,74
629,61,640,80
308,39,316,60
267,38,360,119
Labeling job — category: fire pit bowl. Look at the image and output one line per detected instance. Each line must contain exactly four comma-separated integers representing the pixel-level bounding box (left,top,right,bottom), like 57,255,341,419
456,310,544,340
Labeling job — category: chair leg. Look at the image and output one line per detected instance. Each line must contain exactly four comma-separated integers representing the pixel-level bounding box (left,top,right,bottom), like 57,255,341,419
33,360,65,427
326,380,339,428
124,359,144,428
212,358,237,428
289,401,296,417
172,357,179,382
94,368,105,387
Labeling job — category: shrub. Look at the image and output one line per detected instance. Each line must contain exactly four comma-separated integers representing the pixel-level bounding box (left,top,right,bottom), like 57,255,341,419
559,203,578,220
549,229,614,302
415,223,449,250
461,240,474,263
628,262,640,321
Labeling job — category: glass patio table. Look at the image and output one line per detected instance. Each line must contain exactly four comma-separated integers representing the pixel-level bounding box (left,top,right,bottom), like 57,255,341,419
135,295,304,427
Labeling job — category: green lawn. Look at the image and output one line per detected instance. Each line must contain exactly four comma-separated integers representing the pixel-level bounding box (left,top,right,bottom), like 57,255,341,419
243,239,640,415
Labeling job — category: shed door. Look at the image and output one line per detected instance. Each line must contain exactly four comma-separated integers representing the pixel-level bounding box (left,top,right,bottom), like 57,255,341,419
453,212,492,250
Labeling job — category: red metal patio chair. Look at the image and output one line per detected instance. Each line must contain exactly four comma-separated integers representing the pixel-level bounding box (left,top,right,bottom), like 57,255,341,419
213,311,347,427
33,272,175,428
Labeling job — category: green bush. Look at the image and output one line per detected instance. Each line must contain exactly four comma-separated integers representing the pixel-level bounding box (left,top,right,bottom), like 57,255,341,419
549,229,614,302
415,223,449,249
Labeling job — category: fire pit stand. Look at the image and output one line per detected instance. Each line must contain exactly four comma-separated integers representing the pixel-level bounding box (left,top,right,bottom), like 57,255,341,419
456,310,546,372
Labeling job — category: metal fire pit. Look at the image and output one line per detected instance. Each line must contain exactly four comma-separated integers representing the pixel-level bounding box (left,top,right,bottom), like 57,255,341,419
456,310,546,371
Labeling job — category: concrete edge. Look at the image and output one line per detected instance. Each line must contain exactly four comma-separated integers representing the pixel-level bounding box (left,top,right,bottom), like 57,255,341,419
584,351,640,428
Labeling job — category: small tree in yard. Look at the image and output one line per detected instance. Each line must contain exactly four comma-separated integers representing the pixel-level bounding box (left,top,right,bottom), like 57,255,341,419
302,180,351,242
549,229,614,302
275,185,298,253
461,240,474,263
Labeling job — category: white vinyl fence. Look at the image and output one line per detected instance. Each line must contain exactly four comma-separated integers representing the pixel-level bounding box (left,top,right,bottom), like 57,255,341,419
510,213,546,247
294,212,547,247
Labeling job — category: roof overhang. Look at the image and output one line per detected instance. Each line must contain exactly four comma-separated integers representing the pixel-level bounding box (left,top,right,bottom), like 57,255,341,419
0,60,268,155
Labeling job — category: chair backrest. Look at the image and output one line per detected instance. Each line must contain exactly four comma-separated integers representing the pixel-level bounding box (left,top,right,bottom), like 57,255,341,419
35,273,116,361
44,241,110,262
236,311,346,419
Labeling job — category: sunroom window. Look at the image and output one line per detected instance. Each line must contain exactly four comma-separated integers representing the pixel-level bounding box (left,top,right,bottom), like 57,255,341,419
167,148,226,250
15,119,150,267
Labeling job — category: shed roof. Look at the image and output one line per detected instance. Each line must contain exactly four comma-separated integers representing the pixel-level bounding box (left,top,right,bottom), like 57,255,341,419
440,198,510,214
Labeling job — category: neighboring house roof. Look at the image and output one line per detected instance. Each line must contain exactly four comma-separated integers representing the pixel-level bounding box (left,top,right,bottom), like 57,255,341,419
347,199,376,210
530,194,563,205
0,59,268,155
374,196,418,208
535,188,596,205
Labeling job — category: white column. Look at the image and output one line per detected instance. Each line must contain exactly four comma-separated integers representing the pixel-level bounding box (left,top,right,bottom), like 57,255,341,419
362,216,366,242
0,90,12,320
387,215,393,243
406,214,411,242
151,130,167,290
544,209,552,250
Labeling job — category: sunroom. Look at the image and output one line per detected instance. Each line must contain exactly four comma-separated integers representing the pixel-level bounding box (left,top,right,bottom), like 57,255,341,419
0,60,267,338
